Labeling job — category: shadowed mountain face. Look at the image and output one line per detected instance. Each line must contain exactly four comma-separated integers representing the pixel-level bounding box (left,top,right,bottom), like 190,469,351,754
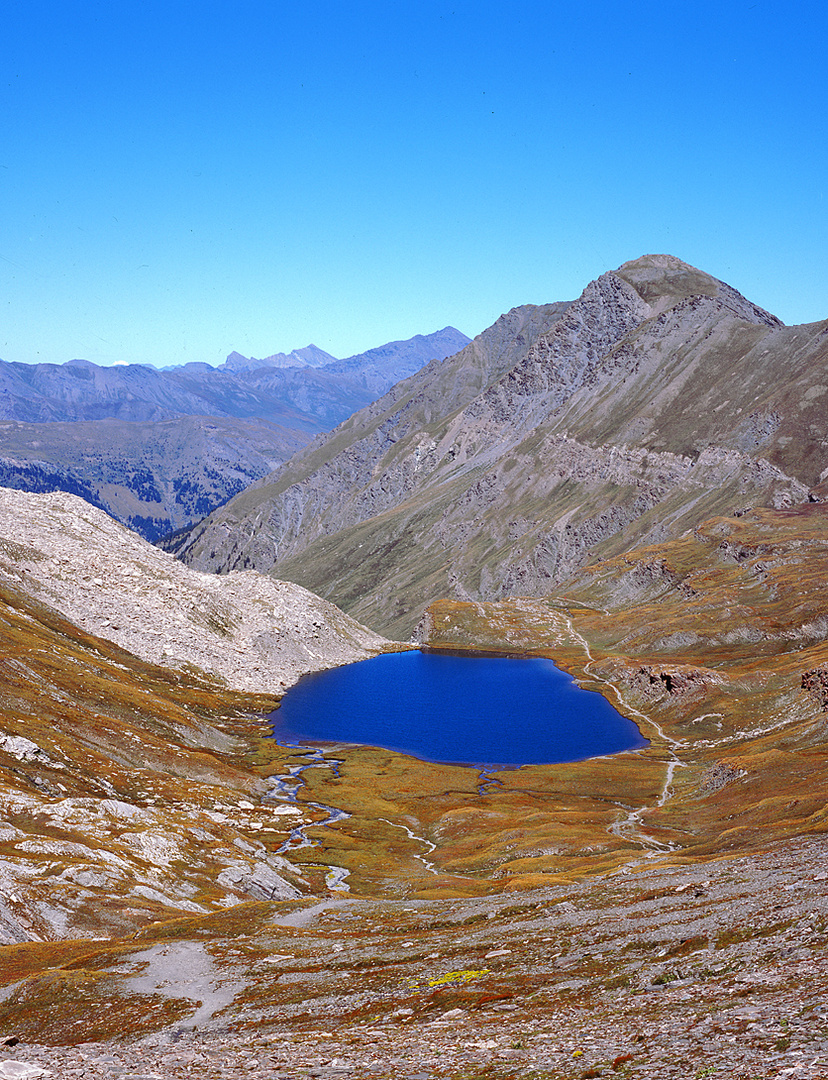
0,415,311,542
173,254,827,639
0,327,469,541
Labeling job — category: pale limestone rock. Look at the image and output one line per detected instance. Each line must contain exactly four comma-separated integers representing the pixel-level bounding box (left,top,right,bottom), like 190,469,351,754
0,487,393,693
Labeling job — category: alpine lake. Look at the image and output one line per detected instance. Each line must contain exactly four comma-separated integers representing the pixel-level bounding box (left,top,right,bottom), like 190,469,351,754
269,649,646,768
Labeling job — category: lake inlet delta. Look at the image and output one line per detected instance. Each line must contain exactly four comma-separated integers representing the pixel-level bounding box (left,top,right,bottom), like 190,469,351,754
269,650,646,767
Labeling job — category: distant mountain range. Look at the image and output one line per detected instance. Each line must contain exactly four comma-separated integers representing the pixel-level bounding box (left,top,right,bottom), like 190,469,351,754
219,343,337,371
170,255,828,639
0,326,470,540
0,326,470,426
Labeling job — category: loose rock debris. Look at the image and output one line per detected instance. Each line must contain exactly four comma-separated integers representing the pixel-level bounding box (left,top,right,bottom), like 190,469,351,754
1,835,827,1078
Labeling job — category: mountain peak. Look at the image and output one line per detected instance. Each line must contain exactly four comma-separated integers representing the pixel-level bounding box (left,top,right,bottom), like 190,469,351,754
221,344,338,372
618,252,698,274
614,253,728,307
614,253,782,326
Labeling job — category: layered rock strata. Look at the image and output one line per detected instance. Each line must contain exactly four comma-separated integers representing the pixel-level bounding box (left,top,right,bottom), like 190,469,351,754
173,255,826,639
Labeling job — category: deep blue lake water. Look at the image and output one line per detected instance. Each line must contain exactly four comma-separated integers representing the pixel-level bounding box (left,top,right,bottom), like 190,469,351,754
269,650,646,767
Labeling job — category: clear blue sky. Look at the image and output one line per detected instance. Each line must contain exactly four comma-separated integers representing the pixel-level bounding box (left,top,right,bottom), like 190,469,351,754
2,1,826,367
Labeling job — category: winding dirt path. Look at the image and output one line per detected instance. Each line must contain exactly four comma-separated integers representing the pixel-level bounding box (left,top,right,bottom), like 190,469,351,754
558,606,689,853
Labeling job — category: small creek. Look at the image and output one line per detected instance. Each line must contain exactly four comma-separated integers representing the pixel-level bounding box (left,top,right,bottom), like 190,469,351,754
264,651,650,886
264,748,352,892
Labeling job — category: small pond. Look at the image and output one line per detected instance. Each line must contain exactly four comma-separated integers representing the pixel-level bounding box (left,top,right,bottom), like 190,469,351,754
269,650,646,767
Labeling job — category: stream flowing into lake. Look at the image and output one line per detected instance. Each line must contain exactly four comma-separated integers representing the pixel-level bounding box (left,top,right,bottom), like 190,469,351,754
269,650,646,767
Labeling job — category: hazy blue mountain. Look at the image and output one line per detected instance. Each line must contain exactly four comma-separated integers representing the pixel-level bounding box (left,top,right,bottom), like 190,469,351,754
0,325,470,540
325,327,473,395
0,326,469,428
219,344,338,371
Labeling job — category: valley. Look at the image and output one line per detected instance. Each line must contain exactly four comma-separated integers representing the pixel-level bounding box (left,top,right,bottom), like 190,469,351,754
0,256,826,1076
0,327,469,542
1,489,827,1076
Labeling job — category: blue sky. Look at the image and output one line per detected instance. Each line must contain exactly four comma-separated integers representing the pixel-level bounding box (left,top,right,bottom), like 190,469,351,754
2,1,826,367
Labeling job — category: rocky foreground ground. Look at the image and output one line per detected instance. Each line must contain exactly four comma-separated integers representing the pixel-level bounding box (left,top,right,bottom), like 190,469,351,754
0,835,824,1079
0,489,401,942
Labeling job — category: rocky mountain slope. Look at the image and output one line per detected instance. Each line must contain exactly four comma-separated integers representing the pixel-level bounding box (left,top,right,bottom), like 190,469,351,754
172,255,827,640
0,327,469,542
3,838,827,1076
0,489,389,695
0,487,392,943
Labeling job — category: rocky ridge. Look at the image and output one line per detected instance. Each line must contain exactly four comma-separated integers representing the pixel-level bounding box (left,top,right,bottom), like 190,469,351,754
168,301,572,612
172,255,826,640
0,328,470,428
220,344,338,371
